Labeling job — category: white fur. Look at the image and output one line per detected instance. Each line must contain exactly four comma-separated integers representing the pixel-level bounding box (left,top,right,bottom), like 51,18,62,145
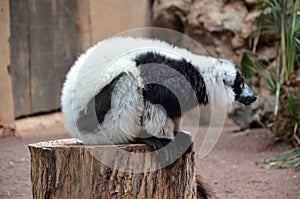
195,59,236,112
142,102,175,140
61,36,238,145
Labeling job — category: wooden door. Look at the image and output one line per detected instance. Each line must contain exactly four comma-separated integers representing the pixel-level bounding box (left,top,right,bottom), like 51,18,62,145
9,0,78,117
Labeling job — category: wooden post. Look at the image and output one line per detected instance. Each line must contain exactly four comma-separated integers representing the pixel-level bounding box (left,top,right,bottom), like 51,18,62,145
0,0,15,137
28,138,197,199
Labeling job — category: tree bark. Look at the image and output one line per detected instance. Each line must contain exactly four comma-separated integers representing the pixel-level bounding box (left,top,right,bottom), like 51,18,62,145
28,138,197,199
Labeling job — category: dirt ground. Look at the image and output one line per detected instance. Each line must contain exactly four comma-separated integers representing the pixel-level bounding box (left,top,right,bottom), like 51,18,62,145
0,113,299,199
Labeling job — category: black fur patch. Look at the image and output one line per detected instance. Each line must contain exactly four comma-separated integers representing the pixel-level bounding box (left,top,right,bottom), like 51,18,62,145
143,83,182,118
232,72,245,99
135,52,208,119
94,72,125,124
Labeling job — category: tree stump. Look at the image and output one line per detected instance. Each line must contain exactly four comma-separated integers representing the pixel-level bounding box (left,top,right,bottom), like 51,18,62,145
28,138,197,199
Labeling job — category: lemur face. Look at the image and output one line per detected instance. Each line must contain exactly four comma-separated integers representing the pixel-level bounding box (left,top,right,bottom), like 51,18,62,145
232,72,257,105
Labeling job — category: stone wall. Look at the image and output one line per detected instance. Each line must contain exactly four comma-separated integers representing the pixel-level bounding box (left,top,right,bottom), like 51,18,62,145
152,0,260,63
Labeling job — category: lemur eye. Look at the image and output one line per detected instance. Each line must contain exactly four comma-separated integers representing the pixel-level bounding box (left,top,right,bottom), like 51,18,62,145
240,83,244,89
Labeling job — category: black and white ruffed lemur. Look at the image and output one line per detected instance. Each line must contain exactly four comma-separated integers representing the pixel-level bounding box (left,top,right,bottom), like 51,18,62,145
61,37,257,199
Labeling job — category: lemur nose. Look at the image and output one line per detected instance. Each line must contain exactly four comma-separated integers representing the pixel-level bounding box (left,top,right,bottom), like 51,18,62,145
247,96,257,104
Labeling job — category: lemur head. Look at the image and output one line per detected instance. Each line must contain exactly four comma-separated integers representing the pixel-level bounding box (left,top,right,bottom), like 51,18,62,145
216,59,257,106
231,71,257,105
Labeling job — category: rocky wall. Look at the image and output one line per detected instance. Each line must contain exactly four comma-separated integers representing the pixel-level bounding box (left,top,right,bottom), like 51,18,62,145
152,0,261,62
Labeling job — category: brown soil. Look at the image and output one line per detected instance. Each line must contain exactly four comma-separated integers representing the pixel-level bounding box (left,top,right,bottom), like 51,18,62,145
194,126,300,199
0,113,299,199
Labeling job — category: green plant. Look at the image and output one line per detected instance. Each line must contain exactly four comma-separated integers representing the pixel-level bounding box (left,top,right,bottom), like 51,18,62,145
238,0,300,145
287,93,300,144
263,147,300,169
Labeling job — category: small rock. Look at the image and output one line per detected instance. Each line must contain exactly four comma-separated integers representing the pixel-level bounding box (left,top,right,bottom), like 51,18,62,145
222,1,248,34
241,10,260,39
245,0,260,6
229,92,275,130
231,34,245,49
20,157,26,162
152,0,192,32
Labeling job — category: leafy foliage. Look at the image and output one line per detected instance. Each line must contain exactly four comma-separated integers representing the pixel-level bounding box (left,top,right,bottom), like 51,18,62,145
238,0,300,146
263,147,300,169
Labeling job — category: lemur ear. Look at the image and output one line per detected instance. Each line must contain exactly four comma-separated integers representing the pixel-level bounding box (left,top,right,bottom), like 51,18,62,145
222,79,229,85
222,74,232,86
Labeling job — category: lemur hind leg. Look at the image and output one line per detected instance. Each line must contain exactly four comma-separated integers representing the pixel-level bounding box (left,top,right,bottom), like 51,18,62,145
133,130,193,168
137,102,193,167
174,130,193,155
173,117,193,156
133,130,177,168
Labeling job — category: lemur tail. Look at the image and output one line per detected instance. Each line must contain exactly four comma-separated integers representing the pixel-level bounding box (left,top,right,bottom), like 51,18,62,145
196,174,217,199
